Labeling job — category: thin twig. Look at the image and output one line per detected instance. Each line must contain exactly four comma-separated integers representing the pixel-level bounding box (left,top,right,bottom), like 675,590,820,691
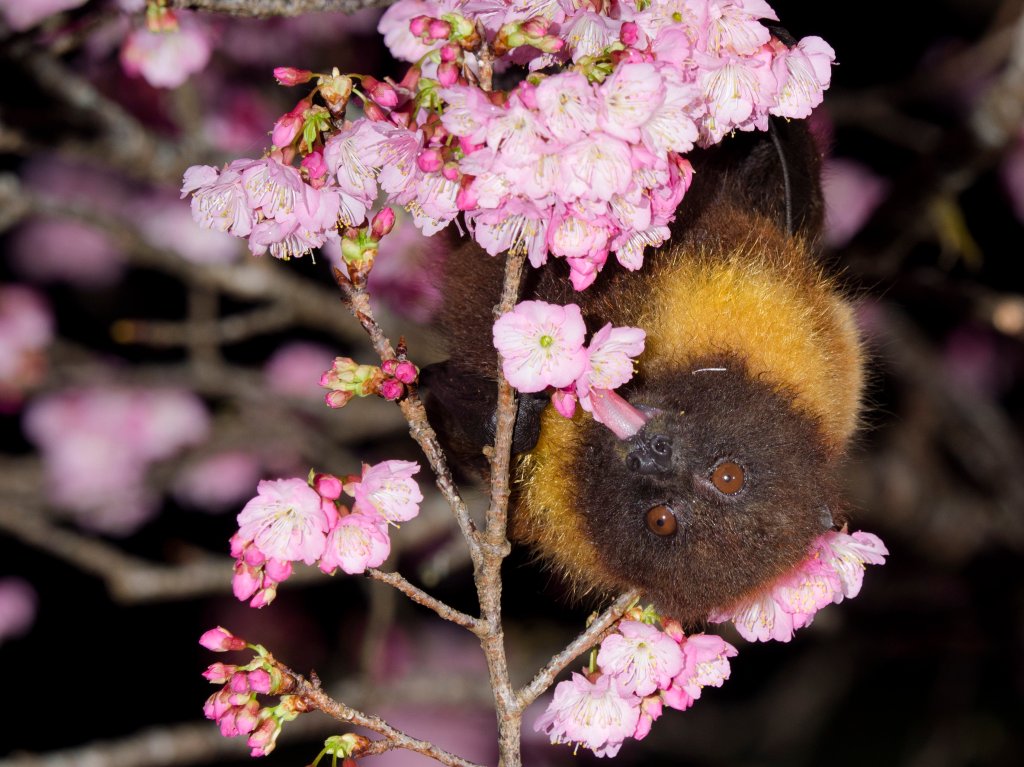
285,666,486,767
367,568,480,632
515,590,641,711
332,270,481,564
113,304,296,348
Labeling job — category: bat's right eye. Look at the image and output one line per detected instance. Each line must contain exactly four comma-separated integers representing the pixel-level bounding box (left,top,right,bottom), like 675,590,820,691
645,505,678,536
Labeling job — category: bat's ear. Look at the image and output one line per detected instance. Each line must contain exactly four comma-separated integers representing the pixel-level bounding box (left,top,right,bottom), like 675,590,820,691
421,361,549,475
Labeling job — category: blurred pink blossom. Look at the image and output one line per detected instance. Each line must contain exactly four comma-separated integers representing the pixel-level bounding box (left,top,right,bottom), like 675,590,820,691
120,12,212,89
24,387,210,534
822,158,889,248
0,285,53,410
0,578,37,646
8,218,125,287
0,0,86,31
264,343,336,399
174,452,264,513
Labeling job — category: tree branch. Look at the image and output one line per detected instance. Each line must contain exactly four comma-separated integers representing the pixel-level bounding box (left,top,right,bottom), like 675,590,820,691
170,0,394,18
284,666,486,767
515,590,640,712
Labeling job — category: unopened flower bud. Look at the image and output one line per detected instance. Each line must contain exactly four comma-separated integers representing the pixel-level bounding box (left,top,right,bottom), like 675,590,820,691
379,379,405,401
273,66,314,86
247,714,282,757
272,100,307,148
521,16,550,38
394,360,418,384
300,151,328,188
440,42,460,62
320,357,384,407
362,76,398,108
456,185,478,211
428,18,452,40
409,15,431,38
370,207,396,239
437,60,459,87
246,669,273,694
200,627,247,652
202,662,238,684
442,162,461,181
314,472,344,500
417,148,444,173
620,21,640,46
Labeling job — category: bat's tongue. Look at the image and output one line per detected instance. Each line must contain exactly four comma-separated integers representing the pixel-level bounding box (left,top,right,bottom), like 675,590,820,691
589,388,650,440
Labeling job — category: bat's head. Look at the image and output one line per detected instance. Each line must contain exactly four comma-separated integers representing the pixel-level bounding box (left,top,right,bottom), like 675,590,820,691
547,357,841,624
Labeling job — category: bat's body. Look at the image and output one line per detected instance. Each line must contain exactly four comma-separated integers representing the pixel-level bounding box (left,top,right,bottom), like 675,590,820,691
426,120,864,625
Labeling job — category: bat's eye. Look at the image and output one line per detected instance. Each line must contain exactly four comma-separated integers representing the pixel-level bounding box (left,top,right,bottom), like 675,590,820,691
711,461,745,495
645,505,677,536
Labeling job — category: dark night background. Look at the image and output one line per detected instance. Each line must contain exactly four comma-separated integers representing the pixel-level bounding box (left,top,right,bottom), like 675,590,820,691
1,1,1023,766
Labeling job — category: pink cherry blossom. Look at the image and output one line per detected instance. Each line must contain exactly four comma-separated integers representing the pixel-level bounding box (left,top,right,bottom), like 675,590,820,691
559,135,633,202
535,672,641,758
492,301,588,393
702,0,776,55
346,460,423,525
770,36,835,119
236,478,330,566
534,72,598,143
671,633,738,701
597,620,685,696
710,591,797,642
467,200,550,267
599,63,666,143
182,161,259,238
319,512,391,574
815,529,889,600
576,323,646,413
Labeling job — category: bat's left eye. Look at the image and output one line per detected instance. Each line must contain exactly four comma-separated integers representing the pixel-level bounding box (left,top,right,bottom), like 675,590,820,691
645,505,677,536
711,461,745,495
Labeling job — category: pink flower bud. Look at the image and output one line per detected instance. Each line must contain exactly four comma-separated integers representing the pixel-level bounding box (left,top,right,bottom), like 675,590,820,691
202,662,238,684
200,627,247,652
235,699,261,736
381,359,398,376
321,496,340,527
247,716,281,758
274,67,314,86
620,22,640,46
363,76,398,108
249,584,277,609
417,148,444,173
363,101,387,121
233,564,261,602
229,671,251,694
394,361,418,384
314,472,343,500
442,162,461,181
410,15,431,37
272,110,304,148
370,207,396,239
440,43,459,62
437,61,459,87
325,390,354,409
263,558,292,583
428,18,452,40
300,151,328,188
379,379,405,401
459,136,483,155
247,669,274,694
521,16,549,37
456,186,478,211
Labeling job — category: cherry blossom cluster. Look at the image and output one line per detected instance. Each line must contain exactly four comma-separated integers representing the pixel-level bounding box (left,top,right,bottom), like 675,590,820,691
181,0,833,288
492,300,646,437
319,355,419,408
710,527,889,642
536,608,737,758
0,285,53,411
199,627,302,757
230,461,423,607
